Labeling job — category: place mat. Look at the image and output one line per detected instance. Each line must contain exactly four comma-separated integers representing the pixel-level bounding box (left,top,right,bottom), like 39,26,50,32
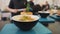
0,23,52,34
50,15,60,21
39,17,55,23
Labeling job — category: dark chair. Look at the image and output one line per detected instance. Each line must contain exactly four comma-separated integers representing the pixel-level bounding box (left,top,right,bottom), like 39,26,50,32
31,4,42,15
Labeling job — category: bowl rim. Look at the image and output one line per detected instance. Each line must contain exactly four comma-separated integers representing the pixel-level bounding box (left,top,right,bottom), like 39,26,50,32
38,11,50,13
11,15,40,22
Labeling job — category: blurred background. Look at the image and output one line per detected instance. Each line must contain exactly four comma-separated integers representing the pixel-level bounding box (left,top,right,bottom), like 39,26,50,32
0,0,60,11
0,0,60,34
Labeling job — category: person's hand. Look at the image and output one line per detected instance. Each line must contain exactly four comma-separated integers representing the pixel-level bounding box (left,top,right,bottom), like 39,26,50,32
10,9,18,13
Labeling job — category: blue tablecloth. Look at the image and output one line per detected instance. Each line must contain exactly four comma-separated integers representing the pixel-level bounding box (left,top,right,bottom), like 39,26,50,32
0,23,52,34
39,17,55,23
50,15,60,21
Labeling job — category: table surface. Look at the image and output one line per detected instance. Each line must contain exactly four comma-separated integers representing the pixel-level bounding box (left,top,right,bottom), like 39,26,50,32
0,23,52,34
39,17,55,23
